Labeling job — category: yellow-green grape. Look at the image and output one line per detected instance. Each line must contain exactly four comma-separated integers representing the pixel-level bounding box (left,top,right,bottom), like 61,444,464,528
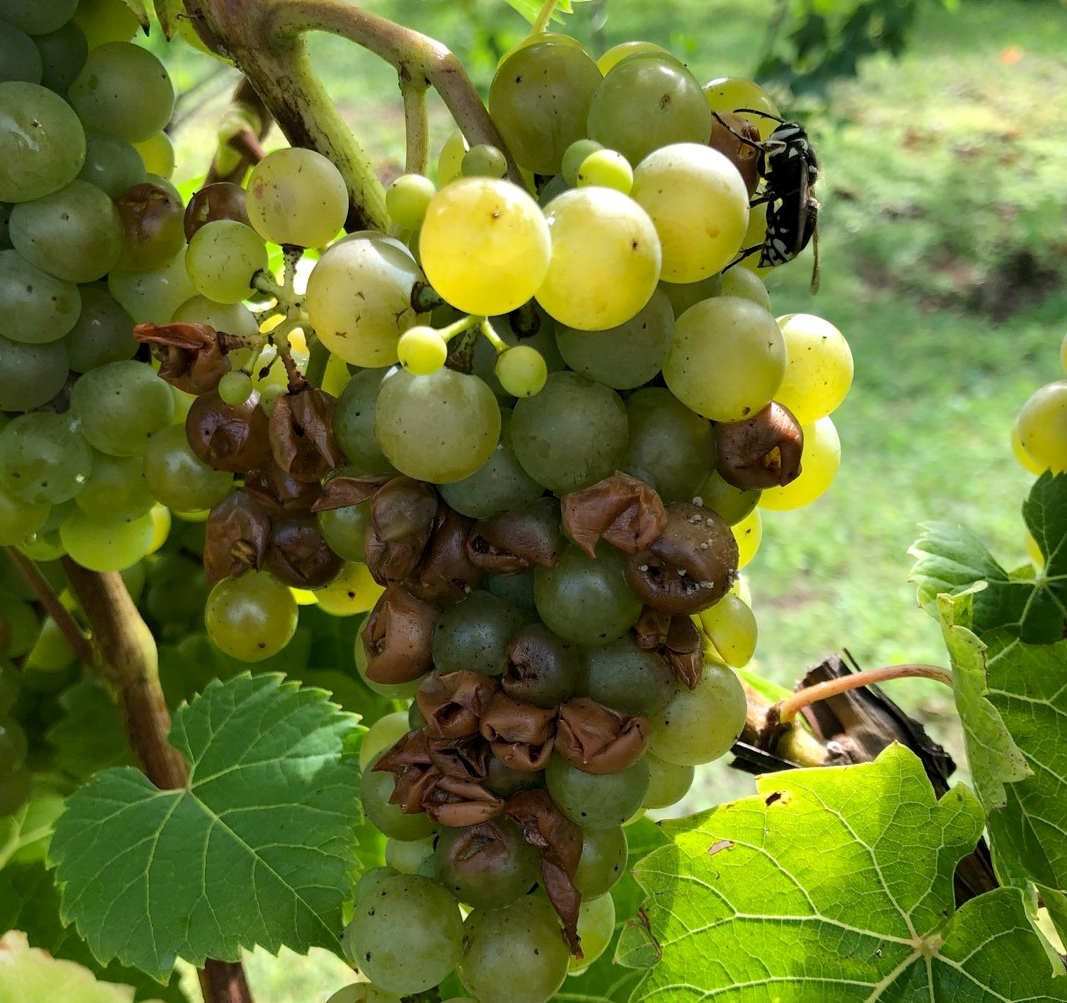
205,572,298,662
774,313,853,424
658,273,722,318
437,132,468,187
25,616,75,674
630,143,749,282
186,220,267,304
536,186,660,330
597,40,672,75
739,208,771,276
576,149,633,194
568,894,616,974
731,572,752,607
664,296,785,421
699,594,757,668
59,509,155,572
359,710,412,774
74,0,139,47
731,508,762,569
1013,381,1067,473
419,178,551,316
147,504,170,554
642,751,694,810
720,267,770,310
703,76,781,140
257,384,285,415
305,232,423,367
561,138,603,186
462,144,507,179
1061,331,1067,377
325,984,402,1003
495,345,547,398
135,132,175,178
0,481,48,545
759,417,841,510
397,325,447,375
246,147,349,248
1011,424,1045,476
0,82,85,202
386,173,436,230
315,562,384,616
108,246,197,323
385,834,436,874
649,660,747,766
217,371,253,405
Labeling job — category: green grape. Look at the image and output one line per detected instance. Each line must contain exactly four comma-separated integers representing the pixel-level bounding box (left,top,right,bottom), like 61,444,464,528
205,572,298,662
64,285,136,371
386,173,435,230
577,149,633,194
720,267,770,309
438,408,542,519
0,81,85,202
0,662,20,716
359,710,411,774
171,294,259,341
459,897,571,1003
24,615,74,672
1,0,78,34
432,590,527,676
0,766,30,816
436,132,467,186
0,20,42,83
385,834,437,875
142,423,234,512
1013,381,1067,473
184,220,266,304
664,296,786,422
537,187,660,330
0,249,80,343
703,76,780,140
555,288,672,390
360,762,434,833
0,334,68,409
759,416,841,510
621,386,715,502
510,371,628,494
313,562,382,616
60,508,155,571
419,177,551,316
68,42,174,143
114,178,185,272
658,272,722,317
696,470,759,525
488,40,602,175
546,753,650,829
77,132,146,198
333,370,395,472
649,660,746,766
317,503,369,563
347,873,463,995
534,543,642,646
435,819,541,909
561,138,602,186
74,450,153,522
17,528,65,561
0,479,49,544
217,370,253,405
70,360,175,456
351,866,400,911
74,0,139,47
642,751,694,809
580,635,677,715
774,313,853,424
587,55,711,166
0,202,10,247
325,983,402,1003
495,344,546,397
573,825,627,896
597,40,672,75
108,244,197,323
35,19,88,92
1061,331,1067,377
0,411,91,503
134,131,174,178
630,143,749,282
473,310,565,399
731,507,761,569
397,325,447,375
9,180,122,282
0,598,39,658
375,367,501,484
246,147,348,248
699,593,757,668
568,893,615,973
306,232,423,367
461,143,507,179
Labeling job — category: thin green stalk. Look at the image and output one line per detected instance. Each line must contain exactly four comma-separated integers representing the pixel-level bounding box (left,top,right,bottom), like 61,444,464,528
531,0,561,35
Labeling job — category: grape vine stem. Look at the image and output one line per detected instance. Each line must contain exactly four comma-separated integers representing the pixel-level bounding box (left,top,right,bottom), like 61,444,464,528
776,663,954,724
4,547,92,666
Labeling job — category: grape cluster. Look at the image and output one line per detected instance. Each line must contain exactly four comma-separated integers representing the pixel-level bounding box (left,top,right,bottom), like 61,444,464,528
1011,330,1067,479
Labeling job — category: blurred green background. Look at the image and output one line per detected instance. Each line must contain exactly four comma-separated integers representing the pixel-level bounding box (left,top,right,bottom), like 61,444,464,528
152,0,1067,997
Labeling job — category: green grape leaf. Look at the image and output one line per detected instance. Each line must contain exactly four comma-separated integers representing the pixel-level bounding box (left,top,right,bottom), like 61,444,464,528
631,745,1067,1002
0,864,189,1003
910,472,1067,643
0,931,166,1003
49,674,363,981
0,776,67,869
46,679,133,781
152,0,183,39
497,0,592,26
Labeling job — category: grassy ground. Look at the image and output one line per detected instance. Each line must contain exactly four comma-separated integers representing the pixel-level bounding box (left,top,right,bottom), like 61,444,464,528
153,1,1067,996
